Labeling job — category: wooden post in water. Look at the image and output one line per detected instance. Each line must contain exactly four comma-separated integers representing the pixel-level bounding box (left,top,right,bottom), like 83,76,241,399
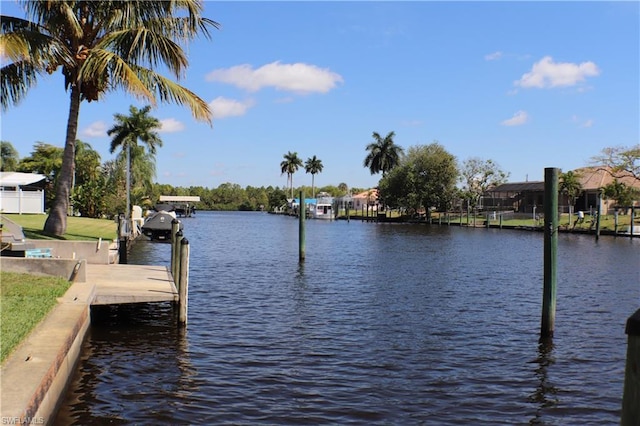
299,190,306,262
541,167,559,340
170,219,180,280
172,230,183,290
631,206,635,239
622,308,640,425
178,238,190,326
614,211,619,236
595,190,602,241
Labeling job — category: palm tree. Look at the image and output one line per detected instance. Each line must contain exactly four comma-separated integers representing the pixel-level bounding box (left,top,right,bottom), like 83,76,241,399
363,131,404,177
304,155,323,198
1,1,218,236
107,105,162,221
280,151,303,199
559,170,583,227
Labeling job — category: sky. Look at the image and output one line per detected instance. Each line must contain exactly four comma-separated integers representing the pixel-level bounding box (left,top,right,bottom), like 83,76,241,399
1,1,639,191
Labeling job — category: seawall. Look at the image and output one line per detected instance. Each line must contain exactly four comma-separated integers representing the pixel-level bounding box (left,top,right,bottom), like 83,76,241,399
0,280,95,426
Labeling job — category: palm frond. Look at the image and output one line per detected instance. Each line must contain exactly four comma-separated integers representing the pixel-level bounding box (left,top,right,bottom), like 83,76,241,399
145,15,220,42
22,0,83,40
1,22,73,69
80,48,155,102
1,61,39,109
132,66,212,124
97,28,188,78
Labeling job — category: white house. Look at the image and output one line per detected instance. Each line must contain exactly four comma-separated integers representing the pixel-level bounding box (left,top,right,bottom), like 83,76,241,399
0,172,47,214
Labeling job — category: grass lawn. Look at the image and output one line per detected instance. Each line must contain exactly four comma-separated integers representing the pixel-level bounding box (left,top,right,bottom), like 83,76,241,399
1,272,71,363
2,214,117,241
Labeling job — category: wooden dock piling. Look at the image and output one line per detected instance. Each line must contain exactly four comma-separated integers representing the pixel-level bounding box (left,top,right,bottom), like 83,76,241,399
171,225,183,285
622,308,640,425
299,190,306,262
178,238,190,326
541,167,559,340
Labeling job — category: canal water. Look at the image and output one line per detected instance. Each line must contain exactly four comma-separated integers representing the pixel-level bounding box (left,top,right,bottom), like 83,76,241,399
56,211,639,425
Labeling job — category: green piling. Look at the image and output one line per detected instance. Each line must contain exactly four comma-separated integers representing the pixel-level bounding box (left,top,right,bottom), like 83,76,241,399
622,308,640,425
595,190,602,241
299,190,306,262
541,167,559,340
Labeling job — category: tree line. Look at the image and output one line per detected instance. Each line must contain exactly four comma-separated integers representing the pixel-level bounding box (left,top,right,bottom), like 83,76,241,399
360,131,639,218
0,139,367,216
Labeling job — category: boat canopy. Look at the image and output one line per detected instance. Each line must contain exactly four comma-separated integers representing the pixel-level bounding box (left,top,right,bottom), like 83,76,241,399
291,198,317,206
159,195,201,202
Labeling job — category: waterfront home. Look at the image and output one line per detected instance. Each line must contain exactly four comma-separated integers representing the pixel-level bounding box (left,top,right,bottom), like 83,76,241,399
484,166,640,214
351,189,379,212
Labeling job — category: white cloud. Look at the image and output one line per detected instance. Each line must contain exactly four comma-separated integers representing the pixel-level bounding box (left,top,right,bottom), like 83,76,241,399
485,51,503,61
515,56,600,89
206,61,344,94
209,97,256,119
81,121,107,138
501,110,529,126
159,118,185,133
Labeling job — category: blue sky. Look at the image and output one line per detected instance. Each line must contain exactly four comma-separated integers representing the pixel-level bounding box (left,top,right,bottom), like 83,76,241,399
1,1,638,191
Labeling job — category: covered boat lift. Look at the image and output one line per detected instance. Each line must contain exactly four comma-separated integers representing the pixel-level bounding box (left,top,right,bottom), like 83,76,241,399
158,195,200,217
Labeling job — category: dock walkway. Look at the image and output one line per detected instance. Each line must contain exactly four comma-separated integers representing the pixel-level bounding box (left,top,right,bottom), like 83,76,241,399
89,264,178,306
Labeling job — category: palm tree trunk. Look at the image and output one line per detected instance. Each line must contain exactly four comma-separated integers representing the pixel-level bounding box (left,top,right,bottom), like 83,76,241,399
44,85,81,236
290,174,293,199
312,174,315,198
126,142,131,221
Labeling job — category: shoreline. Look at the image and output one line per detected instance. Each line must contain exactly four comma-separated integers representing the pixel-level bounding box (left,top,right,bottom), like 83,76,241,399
0,280,94,425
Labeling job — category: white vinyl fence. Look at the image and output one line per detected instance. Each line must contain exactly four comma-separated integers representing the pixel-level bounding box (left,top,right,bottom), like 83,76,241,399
0,189,45,214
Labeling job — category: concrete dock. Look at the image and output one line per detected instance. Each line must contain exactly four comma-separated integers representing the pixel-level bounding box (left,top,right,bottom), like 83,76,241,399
90,264,177,305
1,263,178,425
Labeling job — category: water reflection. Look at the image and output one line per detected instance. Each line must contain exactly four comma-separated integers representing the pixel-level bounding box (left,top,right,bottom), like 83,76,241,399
56,303,198,424
529,338,559,424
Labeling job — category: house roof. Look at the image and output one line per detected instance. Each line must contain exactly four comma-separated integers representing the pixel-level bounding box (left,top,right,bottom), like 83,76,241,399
0,172,47,187
352,189,378,199
487,167,640,194
488,181,545,193
574,166,640,190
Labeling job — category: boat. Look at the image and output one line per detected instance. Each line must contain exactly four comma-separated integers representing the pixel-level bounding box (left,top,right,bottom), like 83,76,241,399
158,195,200,217
311,195,335,220
141,206,183,241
